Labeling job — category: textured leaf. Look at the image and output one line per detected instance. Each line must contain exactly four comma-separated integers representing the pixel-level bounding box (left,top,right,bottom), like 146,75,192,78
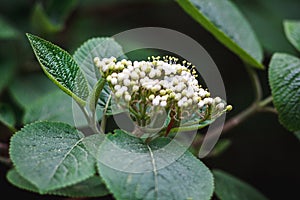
9,121,96,192
97,130,214,200
0,103,16,129
213,170,269,200
23,90,76,125
284,20,300,52
7,168,109,198
269,53,300,132
9,73,57,109
26,33,89,106
177,0,264,69
0,17,19,39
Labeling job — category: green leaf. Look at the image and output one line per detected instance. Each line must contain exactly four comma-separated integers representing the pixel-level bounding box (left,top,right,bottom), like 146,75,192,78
284,20,300,52
73,37,126,115
23,90,76,126
73,37,125,89
176,0,264,69
0,61,16,92
0,16,19,39
213,170,269,200
269,53,300,132
26,33,89,106
9,121,96,192
9,73,57,109
0,103,16,129
31,0,78,34
7,168,109,198
97,130,214,200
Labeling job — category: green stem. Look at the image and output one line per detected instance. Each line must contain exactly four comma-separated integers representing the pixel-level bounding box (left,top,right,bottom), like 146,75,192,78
259,96,273,107
245,64,262,102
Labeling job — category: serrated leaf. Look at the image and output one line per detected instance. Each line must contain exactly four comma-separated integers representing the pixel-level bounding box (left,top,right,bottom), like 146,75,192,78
213,169,269,200
26,33,89,106
23,90,76,125
284,20,300,52
0,103,16,129
9,73,57,109
176,0,264,69
9,121,96,192
0,17,19,39
268,53,300,132
7,168,109,198
97,130,214,200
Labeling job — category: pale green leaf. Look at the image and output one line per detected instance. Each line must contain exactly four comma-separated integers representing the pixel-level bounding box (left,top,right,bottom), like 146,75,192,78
269,53,300,132
97,130,214,200
73,37,126,115
284,20,300,52
213,170,269,200
73,37,125,89
9,121,96,192
176,0,264,69
9,73,57,109
7,168,109,198
23,90,75,125
26,33,89,106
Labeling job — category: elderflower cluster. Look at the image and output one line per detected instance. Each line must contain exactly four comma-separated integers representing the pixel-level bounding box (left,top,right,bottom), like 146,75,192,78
94,56,231,120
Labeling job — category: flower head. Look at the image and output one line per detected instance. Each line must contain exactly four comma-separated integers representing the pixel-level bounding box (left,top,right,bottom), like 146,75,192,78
94,56,231,128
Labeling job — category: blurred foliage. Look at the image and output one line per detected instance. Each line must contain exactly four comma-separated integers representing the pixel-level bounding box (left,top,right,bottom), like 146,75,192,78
0,0,300,199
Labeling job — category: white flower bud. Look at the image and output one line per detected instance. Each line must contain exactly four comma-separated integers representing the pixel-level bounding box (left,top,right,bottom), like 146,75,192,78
198,100,205,108
123,79,131,86
214,97,222,104
149,94,155,100
132,85,139,92
125,94,131,102
111,77,118,85
131,71,139,80
216,103,225,110
152,98,160,106
203,98,213,105
114,85,121,91
160,101,167,107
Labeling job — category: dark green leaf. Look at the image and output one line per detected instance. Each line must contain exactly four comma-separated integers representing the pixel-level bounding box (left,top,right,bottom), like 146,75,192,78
26,33,89,106
0,61,16,92
232,0,299,55
31,0,78,34
9,121,96,192
176,0,264,69
97,130,214,200
0,17,19,39
7,168,109,198
9,73,57,109
213,169,269,200
0,103,16,129
284,20,300,52
269,53,300,132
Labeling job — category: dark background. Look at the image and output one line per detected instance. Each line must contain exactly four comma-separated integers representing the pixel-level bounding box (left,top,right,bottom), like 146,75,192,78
1,0,300,199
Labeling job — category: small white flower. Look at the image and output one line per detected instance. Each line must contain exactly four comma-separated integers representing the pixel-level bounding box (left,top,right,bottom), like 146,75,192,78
152,98,160,106
123,79,131,86
216,103,225,110
160,101,167,107
198,100,205,108
125,94,131,102
203,98,213,105
111,77,118,85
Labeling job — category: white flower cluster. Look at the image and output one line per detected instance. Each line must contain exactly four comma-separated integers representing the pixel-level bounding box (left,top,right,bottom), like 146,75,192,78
94,56,230,119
